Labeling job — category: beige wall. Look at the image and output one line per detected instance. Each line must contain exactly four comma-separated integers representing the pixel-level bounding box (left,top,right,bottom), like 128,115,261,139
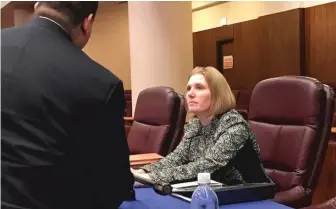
14,8,33,26
83,1,335,92
0,1,10,8
128,2,193,113
83,2,131,90
192,1,335,32
192,1,218,9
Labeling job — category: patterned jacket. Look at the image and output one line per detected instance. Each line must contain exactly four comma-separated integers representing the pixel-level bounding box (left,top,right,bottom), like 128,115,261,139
141,109,270,185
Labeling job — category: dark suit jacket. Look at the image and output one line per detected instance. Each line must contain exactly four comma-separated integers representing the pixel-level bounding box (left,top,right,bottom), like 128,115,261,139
1,17,134,209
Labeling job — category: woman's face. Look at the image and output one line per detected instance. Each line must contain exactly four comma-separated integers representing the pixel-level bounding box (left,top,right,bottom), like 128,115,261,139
186,74,212,115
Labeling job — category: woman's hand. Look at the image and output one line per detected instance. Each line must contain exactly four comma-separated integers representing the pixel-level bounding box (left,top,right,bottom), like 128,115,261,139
130,168,146,174
130,168,151,180
135,172,151,180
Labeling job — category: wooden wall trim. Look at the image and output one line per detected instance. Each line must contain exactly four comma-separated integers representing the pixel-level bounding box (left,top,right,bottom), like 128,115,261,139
304,2,336,83
299,9,306,76
1,2,14,28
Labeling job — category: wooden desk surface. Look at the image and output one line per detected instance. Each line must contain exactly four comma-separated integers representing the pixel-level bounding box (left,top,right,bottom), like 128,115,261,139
126,117,190,124
124,117,133,121
129,153,163,167
331,127,336,134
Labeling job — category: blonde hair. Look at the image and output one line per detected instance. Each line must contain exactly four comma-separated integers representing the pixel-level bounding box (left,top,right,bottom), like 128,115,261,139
187,66,236,117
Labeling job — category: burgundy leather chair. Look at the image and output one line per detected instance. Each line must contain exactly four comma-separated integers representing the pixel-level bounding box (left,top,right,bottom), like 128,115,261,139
333,102,336,127
125,124,131,139
167,93,187,153
324,83,336,127
248,76,334,208
236,109,248,120
302,197,336,209
124,101,132,117
309,84,335,190
127,86,180,156
236,89,253,111
124,90,132,117
124,90,132,100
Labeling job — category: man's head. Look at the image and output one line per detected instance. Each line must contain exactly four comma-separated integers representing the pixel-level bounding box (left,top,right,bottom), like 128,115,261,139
34,1,99,49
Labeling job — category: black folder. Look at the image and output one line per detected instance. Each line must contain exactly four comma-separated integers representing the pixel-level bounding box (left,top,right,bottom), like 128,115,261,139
171,182,276,205
133,173,275,205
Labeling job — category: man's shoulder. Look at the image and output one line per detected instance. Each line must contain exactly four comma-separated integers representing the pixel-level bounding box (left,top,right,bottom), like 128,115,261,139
78,54,121,84
1,24,25,35
1,24,32,48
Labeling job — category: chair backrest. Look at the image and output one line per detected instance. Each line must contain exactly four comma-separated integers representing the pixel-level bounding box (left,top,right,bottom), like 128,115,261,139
124,90,132,101
308,84,335,191
125,124,131,138
248,76,329,201
324,83,336,127
127,86,180,156
124,101,132,117
235,89,253,111
167,93,187,153
236,109,248,120
333,102,336,126
124,90,132,116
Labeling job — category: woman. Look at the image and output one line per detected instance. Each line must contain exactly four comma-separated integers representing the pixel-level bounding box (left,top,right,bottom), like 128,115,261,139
132,66,270,185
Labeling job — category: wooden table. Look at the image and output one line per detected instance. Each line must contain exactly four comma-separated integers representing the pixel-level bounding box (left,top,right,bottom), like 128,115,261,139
331,127,336,134
124,117,133,121
124,117,134,127
129,153,163,168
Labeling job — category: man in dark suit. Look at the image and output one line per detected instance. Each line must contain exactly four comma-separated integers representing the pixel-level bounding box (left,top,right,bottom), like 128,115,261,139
1,2,134,209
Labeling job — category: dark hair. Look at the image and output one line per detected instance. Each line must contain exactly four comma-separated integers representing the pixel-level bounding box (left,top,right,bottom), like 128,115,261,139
39,1,99,25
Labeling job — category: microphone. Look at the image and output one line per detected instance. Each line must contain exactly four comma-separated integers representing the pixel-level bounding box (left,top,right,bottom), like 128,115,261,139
133,173,172,195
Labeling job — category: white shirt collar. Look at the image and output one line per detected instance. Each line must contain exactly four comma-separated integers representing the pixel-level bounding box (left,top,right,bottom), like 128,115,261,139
38,16,69,35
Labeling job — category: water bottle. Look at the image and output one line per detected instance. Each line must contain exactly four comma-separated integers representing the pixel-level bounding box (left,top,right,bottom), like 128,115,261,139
190,173,219,209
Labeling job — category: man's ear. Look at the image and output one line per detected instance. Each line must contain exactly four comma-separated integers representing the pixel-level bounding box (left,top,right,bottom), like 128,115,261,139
81,14,94,35
34,2,40,10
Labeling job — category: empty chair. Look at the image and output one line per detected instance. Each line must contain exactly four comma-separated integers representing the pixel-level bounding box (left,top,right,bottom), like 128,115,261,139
125,124,131,139
235,89,253,111
324,83,336,126
309,84,335,195
233,90,248,119
236,109,248,120
333,102,336,126
248,76,334,208
127,86,181,156
124,90,132,117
